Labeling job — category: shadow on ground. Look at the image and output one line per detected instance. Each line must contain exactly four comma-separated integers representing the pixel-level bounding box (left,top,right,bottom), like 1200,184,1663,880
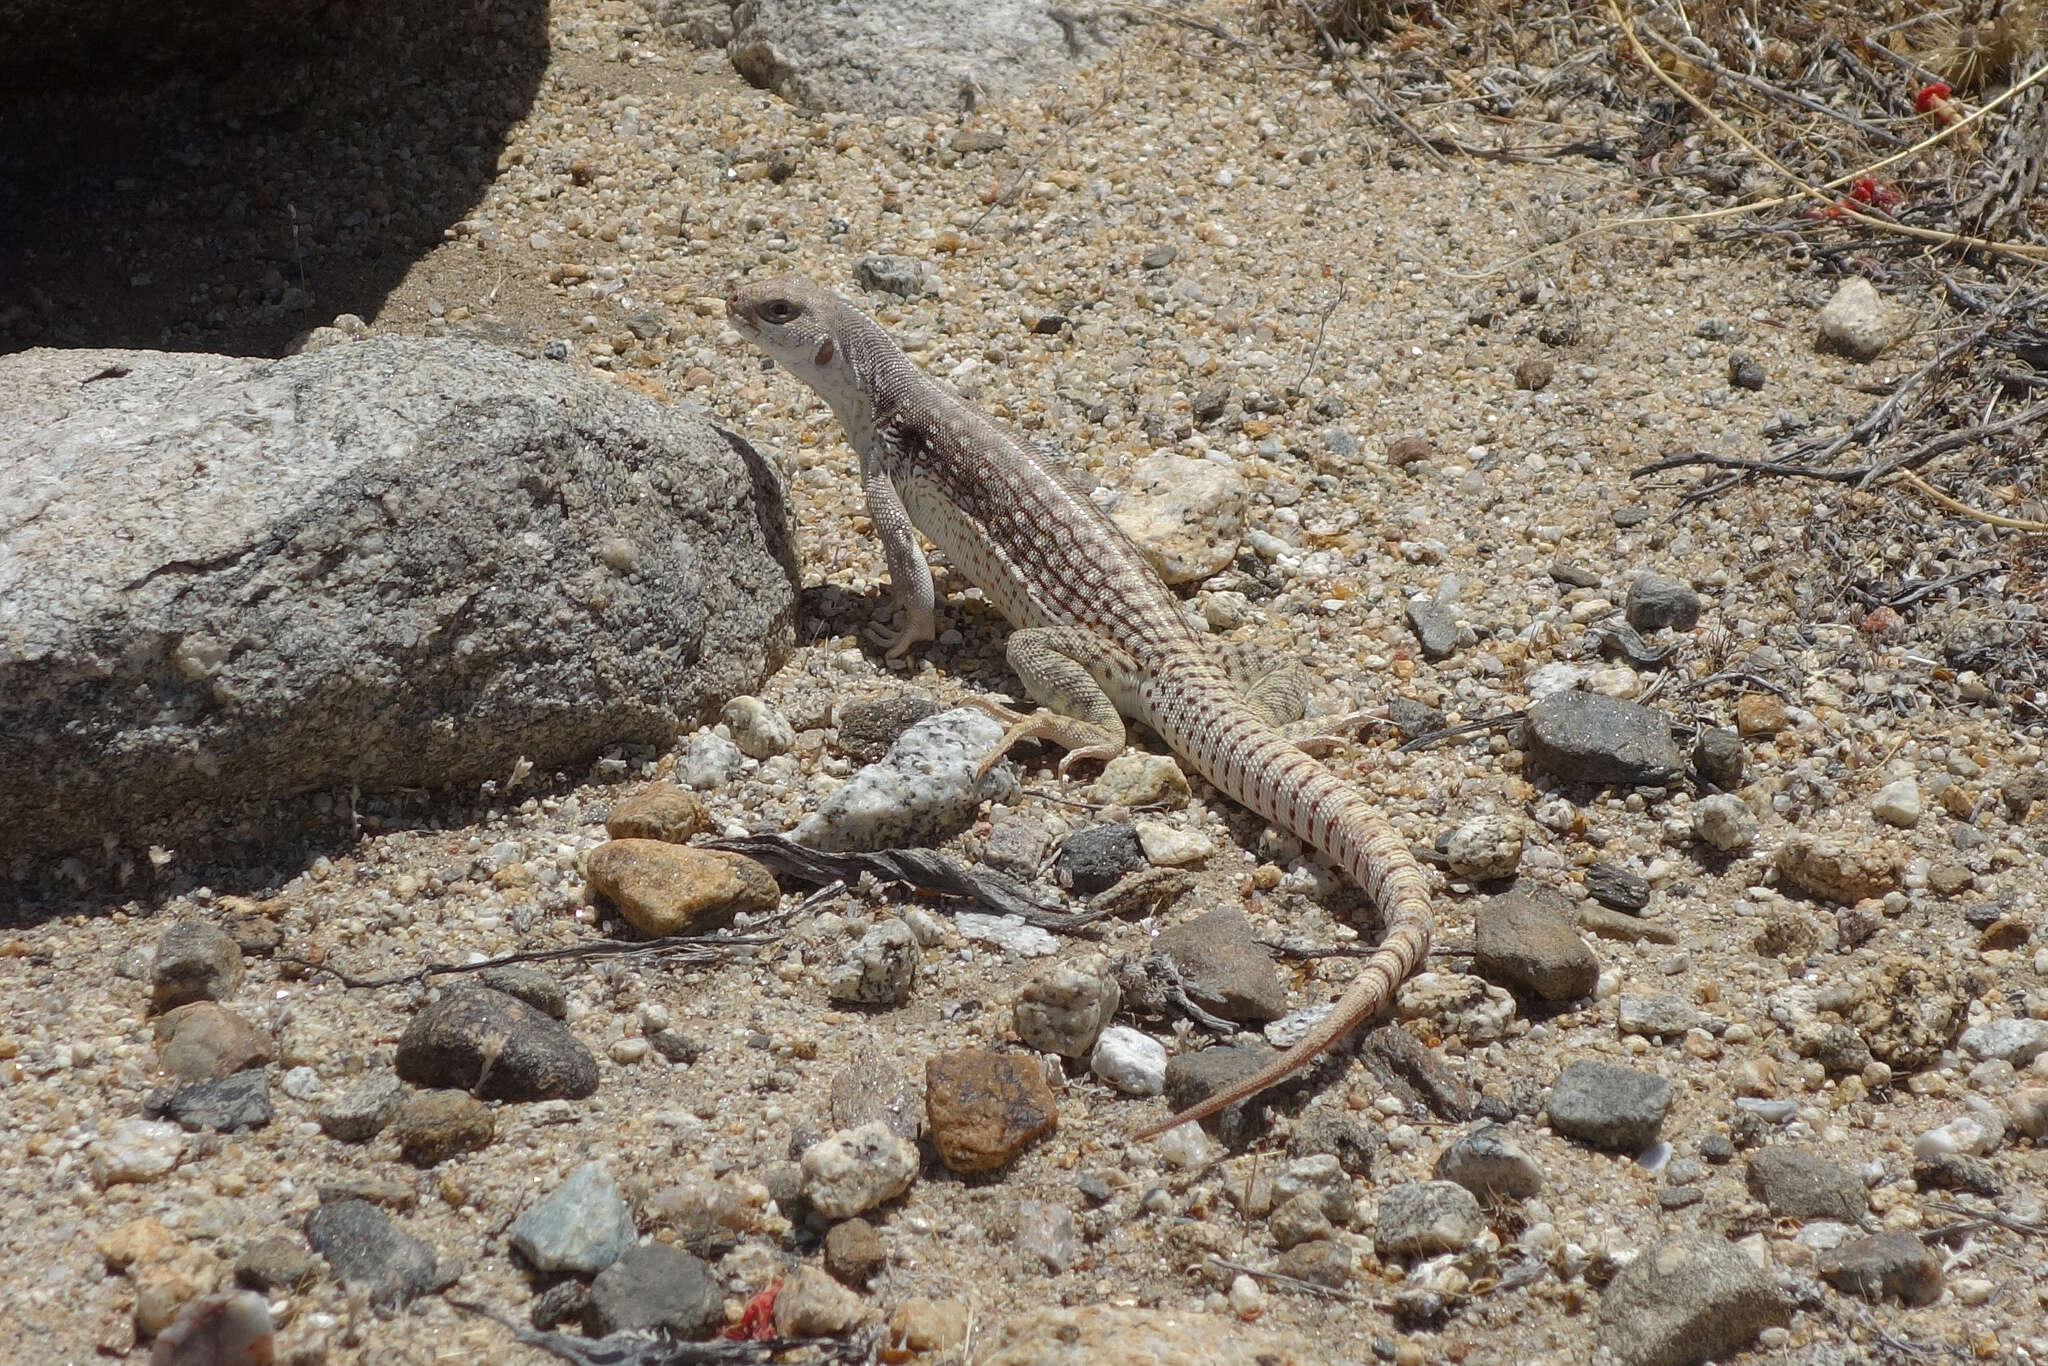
0,0,549,357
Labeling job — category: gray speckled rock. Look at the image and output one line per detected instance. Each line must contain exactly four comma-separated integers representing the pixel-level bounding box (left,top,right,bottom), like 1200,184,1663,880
151,1069,272,1133
304,1199,438,1309
793,708,1015,851
0,340,795,870
1817,1231,1944,1306
1523,691,1684,786
316,1073,403,1143
1546,1060,1672,1151
1597,1234,1788,1366
585,1243,722,1339
1624,573,1701,633
1745,1147,1867,1221
1434,1123,1543,1199
1374,1180,1485,1258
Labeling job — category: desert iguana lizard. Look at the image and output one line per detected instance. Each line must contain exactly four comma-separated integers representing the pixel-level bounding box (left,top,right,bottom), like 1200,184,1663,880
727,277,1434,1138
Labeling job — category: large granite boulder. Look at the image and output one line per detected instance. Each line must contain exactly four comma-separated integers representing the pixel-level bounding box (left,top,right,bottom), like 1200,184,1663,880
0,339,796,871
715,0,1123,117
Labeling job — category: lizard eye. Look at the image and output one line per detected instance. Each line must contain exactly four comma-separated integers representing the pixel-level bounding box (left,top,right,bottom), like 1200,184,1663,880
758,298,802,325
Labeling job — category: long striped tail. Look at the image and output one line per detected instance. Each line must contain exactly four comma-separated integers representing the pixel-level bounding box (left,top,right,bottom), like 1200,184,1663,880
1133,674,1434,1139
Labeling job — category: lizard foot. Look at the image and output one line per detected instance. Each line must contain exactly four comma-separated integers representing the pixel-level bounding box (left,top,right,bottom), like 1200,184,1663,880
1278,709,1379,755
868,606,938,660
968,701,1123,784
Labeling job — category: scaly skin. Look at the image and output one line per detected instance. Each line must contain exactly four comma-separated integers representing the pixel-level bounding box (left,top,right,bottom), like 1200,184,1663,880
727,277,1434,1138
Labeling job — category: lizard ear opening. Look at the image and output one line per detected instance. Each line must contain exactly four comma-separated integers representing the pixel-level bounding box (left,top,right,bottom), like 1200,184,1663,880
813,337,836,366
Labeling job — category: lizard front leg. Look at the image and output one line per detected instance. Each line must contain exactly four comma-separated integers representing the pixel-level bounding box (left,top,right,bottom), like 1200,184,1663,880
860,452,938,659
970,626,1133,781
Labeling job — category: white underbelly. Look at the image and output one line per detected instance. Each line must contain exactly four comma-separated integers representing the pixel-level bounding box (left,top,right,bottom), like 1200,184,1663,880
896,472,1051,629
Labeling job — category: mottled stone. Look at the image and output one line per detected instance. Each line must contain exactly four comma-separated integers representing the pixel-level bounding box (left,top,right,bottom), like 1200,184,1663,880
233,1235,319,1292
1817,1232,1943,1306
603,781,709,844
1524,691,1684,786
1745,1147,1866,1221
394,986,598,1101
925,1049,1058,1174
800,1122,919,1218
1013,957,1120,1060
833,692,938,762
1597,1234,1788,1366
1624,574,1701,633
1584,862,1650,912
585,1243,722,1339
1775,835,1897,904
1474,892,1598,1001
150,921,245,1012
585,839,779,936
304,1199,438,1309
1374,1180,1485,1258
390,1089,494,1165
772,1262,871,1336
316,1073,403,1142
1054,823,1145,896
1434,1123,1543,1199
1153,905,1289,1021
151,1069,272,1132
153,1002,273,1082
1546,1061,1671,1151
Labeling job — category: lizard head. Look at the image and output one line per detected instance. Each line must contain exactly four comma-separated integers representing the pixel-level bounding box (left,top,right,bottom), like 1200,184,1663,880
725,277,863,399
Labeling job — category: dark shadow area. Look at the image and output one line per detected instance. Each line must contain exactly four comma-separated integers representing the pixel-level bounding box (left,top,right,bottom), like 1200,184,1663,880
0,1,549,356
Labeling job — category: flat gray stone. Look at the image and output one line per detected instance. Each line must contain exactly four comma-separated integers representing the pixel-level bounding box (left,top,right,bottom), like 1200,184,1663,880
317,1073,403,1143
150,1069,272,1133
509,1162,637,1276
1745,1147,1867,1221
1959,1017,2048,1066
1524,691,1684,786
1624,573,1701,633
1153,906,1288,1022
1597,1234,1788,1366
304,1199,438,1309
1817,1231,1944,1306
395,986,598,1102
1617,993,1700,1040
1405,597,1459,660
1474,892,1598,1001
1584,862,1650,912
585,1242,722,1339
0,340,795,871
1546,1061,1671,1151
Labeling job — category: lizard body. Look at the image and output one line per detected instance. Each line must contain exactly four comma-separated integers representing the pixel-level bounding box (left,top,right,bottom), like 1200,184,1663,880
727,277,1434,1138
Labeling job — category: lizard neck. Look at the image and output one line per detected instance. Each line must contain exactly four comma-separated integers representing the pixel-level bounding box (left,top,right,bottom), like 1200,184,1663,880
817,311,926,458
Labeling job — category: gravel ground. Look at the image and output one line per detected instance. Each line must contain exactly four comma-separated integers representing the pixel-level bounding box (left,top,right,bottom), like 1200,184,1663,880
5,4,2046,1365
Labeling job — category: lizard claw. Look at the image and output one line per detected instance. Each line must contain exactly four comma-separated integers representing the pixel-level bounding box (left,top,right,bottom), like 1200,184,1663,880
1054,745,1120,777
872,606,938,660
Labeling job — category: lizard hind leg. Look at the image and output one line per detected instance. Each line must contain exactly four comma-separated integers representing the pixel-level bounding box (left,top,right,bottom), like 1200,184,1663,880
1211,639,1373,756
969,626,1133,782
1212,639,1311,727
